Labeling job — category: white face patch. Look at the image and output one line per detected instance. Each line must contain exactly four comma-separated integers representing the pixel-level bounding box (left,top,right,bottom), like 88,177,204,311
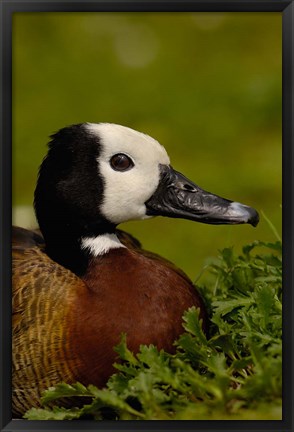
86,123,170,224
81,233,126,256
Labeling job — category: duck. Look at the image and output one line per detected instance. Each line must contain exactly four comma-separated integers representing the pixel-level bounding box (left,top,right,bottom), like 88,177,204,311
12,123,259,417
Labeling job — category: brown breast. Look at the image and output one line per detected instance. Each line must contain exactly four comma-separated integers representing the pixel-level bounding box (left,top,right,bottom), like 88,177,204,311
69,247,206,387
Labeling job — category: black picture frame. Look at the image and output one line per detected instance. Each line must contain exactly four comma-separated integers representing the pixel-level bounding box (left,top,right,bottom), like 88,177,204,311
1,1,292,431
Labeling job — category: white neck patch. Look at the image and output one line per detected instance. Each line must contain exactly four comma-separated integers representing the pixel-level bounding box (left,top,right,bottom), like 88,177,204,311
81,233,126,256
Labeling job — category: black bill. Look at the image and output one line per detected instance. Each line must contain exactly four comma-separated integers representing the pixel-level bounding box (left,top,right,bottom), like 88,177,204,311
145,165,259,227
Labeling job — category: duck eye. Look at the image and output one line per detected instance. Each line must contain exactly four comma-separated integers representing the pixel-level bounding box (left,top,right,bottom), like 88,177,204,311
110,154,134,172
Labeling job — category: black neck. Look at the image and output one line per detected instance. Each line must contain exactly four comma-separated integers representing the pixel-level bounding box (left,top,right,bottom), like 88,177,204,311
41,221,117,276
34,123,115,276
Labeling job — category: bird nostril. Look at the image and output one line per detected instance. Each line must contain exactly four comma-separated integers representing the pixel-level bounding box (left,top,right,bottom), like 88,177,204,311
183,183,197,192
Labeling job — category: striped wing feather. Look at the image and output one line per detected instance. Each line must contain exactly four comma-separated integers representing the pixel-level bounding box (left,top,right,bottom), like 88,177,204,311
12,229,86,416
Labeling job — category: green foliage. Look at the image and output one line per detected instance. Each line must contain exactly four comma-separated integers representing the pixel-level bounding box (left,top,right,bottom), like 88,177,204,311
24,241,282,420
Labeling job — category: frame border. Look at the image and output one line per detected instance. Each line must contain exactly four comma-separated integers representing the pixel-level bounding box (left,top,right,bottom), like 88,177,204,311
1,1,293,431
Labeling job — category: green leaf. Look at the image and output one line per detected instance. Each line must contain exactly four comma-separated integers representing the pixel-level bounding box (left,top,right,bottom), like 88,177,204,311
114,333,139,365
230,357,252,371
242,240,282,256
41,382,91,405
137,345,167,368
176,332,209,363
220,247,235,267
24,406,81,420
253,285,276,328
107,372,130,393
87,387,144,418
182,307,207,345
212,298,253,317
209,334,238,358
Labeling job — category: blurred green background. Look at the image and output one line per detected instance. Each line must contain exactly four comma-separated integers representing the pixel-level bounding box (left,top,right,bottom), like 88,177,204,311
12,12,282,280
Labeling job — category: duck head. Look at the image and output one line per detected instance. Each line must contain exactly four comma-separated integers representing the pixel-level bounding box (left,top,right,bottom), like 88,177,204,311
86,123,258,226
34,123,259,273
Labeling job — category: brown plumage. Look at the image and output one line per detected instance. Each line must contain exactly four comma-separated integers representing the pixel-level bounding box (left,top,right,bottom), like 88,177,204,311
13,227,83,415
12,123,258,417
12,226,205,417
